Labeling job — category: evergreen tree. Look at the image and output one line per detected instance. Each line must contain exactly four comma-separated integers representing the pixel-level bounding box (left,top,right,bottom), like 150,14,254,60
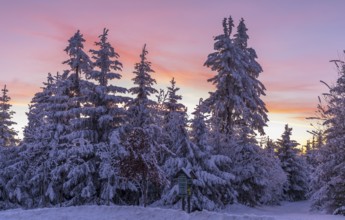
62,30,95,143
262,137,287,204
203,16,270,206
89,28,129,204
23,73,54,144
159,79,199,208
20,72,74,207
47,72,78,206
22,73,57,208
0,85,18,147
277,124,309,201
160,83,237,210
89,28,128,142
204,17,268,139
50,31,97,206
188,99,235,210
230,127,271,206
161,78,187,155
0,146,23,209
311,58,345,215
121,45,166,206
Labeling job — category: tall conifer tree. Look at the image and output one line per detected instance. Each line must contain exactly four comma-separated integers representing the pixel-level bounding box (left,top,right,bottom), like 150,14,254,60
121,45,165,206
0,85,18,147
277,124,309,201
311,58,345,215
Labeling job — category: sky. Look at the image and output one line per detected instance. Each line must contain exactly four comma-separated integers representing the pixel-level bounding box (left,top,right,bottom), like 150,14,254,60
1,0,345,145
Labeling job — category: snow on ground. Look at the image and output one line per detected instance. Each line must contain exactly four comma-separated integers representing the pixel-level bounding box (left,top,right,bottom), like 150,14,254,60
224,200,344,220
0,200,342,220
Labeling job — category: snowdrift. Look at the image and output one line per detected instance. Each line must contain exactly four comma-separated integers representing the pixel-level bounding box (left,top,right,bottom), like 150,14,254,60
0,201,343,220
0,205,274,220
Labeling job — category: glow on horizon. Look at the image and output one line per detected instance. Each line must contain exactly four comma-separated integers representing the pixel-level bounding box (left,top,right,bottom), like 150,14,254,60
1,0,345,145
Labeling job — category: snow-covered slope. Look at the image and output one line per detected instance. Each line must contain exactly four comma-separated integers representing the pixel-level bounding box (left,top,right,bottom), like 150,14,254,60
0,205,273,220
0,201,342,220
224,200,344,220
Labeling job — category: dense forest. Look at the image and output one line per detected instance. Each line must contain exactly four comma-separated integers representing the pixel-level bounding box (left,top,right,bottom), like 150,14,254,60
0,16,344,216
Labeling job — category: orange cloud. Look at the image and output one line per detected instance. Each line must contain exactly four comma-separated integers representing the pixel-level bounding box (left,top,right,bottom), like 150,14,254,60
0,79,40,106
266,101,315,115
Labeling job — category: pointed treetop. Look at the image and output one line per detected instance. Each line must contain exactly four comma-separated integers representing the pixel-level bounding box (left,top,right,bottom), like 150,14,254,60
99,28,109,43
167,78,181,101
222,18,229,37
65,30,85,53
228,16,234,36
140,44,148,62
129,43,156,101
0,84,18,146
234,18,249,48
63,30,92,75
170,77,176,89
90,28,123,86
1,85,11,105
44,73,54,87
2,84,8,97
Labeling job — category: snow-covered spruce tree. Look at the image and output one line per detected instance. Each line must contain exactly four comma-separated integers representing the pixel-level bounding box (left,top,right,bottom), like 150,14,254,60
153,88,168,129
44,71,93,206
121,45,166,206
89,28,128,142
0,85,23,208
204,17,270,206
277,124,309,201
0,85,18,147
158,79,198,208
23,73,54,144
261,137,287,204
188,99,235,210
62,30,95,143
89,28,129,205
52,31,98,206
21,72,77,208
311,58,345,215
0,145,26,209
160,78,188,159
230,126,276,206
204,17,268,140
20,73,58,208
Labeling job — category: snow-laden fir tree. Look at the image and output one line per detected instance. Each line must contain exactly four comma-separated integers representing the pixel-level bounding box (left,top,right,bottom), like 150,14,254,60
23,74,54,144
89,28,129,205
62,30,95,143
21,73,58,208
0,85,18,147
121,45,166,206
51,31,98,206
0,85,22,207
19,72,74,207
276,124,309,201
261,137,287,204
45,72,80,206
188,99,235,210
88,28,128,142
161,78,188,158
0,146,26,209
230,126,279,206
159,79,203,208
311,57,345,215
204,16,270,205
204,17,268,140
160,81,237,210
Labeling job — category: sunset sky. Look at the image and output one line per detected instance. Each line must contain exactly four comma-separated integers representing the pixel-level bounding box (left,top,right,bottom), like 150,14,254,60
1,0,345,145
